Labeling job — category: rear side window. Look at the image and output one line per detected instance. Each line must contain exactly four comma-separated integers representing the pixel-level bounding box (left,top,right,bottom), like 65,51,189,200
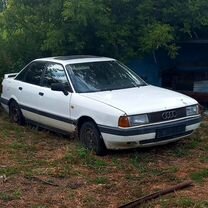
16,62,46,86
42,63,69,88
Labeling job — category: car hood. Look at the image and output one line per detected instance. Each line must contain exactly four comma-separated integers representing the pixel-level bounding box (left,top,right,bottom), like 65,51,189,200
80,85,198,115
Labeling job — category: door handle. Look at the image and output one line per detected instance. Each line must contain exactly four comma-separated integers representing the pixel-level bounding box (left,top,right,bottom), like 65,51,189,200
39,92,44,96
18,87,23,91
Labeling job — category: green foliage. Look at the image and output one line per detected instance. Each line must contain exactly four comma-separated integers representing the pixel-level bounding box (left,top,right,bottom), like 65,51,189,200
0,0,208,77
0,0,7,12
139,23,178,58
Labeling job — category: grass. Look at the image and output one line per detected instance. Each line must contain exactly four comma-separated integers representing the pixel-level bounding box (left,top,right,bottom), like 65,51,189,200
191,169,208,183
83,195,97,208
0,166,21,176
156,197,208,208
0,190,22,202
92,177,109,185
169,144,190,157
64,147,108,171
200,156,208,163
0,111,208,207
130,153,148,172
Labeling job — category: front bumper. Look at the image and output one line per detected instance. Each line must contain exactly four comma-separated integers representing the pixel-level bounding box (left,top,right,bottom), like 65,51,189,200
98,116,201,150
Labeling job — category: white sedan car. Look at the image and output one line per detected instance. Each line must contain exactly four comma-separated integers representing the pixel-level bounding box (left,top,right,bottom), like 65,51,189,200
1,56,201,155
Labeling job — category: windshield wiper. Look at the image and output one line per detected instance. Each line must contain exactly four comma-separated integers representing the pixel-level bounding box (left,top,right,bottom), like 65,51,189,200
136,83,147,87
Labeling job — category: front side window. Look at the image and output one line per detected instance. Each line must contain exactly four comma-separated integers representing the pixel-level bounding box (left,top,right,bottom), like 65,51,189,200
16,62,46,86
42,63,69,88
66,61,146,93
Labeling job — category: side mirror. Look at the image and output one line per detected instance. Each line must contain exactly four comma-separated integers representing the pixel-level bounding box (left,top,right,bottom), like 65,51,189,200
51,83,69,96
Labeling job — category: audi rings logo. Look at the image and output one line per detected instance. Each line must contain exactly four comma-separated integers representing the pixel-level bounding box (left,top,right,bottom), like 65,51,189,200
162,111,177,120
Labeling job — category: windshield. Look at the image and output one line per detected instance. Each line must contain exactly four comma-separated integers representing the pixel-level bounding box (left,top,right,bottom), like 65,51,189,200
66,61,146,93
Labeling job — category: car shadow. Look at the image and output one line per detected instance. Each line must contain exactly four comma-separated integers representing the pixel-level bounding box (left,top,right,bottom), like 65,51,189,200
106,140,185,156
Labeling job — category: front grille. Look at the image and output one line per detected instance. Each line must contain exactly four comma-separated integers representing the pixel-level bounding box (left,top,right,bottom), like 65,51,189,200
148,107,186,123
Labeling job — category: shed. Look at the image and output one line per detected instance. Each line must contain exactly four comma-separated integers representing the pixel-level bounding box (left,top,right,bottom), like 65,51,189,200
128,41,208,107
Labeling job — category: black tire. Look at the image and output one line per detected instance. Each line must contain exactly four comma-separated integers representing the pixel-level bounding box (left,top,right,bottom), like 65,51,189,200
9,100,25,125
80,121,107,156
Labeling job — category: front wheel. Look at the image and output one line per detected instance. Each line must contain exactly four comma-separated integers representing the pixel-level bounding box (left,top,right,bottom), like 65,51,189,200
9,101,25,125
79,121,107,156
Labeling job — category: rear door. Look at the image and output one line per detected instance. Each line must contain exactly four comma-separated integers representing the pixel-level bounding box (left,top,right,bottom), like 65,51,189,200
38,62,75,132
14,61,46,123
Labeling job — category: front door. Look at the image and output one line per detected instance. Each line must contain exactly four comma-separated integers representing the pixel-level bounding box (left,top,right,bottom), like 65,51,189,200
38,62,74,132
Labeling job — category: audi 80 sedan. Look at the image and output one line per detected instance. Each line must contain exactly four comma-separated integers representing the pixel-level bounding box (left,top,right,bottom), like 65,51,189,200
0,56,201,155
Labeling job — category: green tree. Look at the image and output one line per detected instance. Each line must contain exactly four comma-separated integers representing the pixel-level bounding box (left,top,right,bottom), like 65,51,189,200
0,0,208,77
0,0,7,12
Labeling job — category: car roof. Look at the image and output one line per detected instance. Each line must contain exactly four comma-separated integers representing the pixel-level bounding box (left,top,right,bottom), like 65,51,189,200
34,55,115,65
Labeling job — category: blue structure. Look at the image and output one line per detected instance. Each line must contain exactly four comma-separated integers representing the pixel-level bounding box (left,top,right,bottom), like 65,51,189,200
128,56,161,86
128,41,208,106
128,41,208,86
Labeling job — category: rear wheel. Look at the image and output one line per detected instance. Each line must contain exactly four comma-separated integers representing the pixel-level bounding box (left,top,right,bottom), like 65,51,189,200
9,101,25,125
80,121,107,156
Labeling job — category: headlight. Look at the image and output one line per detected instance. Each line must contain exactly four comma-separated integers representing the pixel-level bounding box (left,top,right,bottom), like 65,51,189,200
186,105,199,116
118,114,149,127
129,114,149,126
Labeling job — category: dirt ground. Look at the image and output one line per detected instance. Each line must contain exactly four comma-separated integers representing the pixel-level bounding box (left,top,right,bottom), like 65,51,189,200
0,112,208,208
